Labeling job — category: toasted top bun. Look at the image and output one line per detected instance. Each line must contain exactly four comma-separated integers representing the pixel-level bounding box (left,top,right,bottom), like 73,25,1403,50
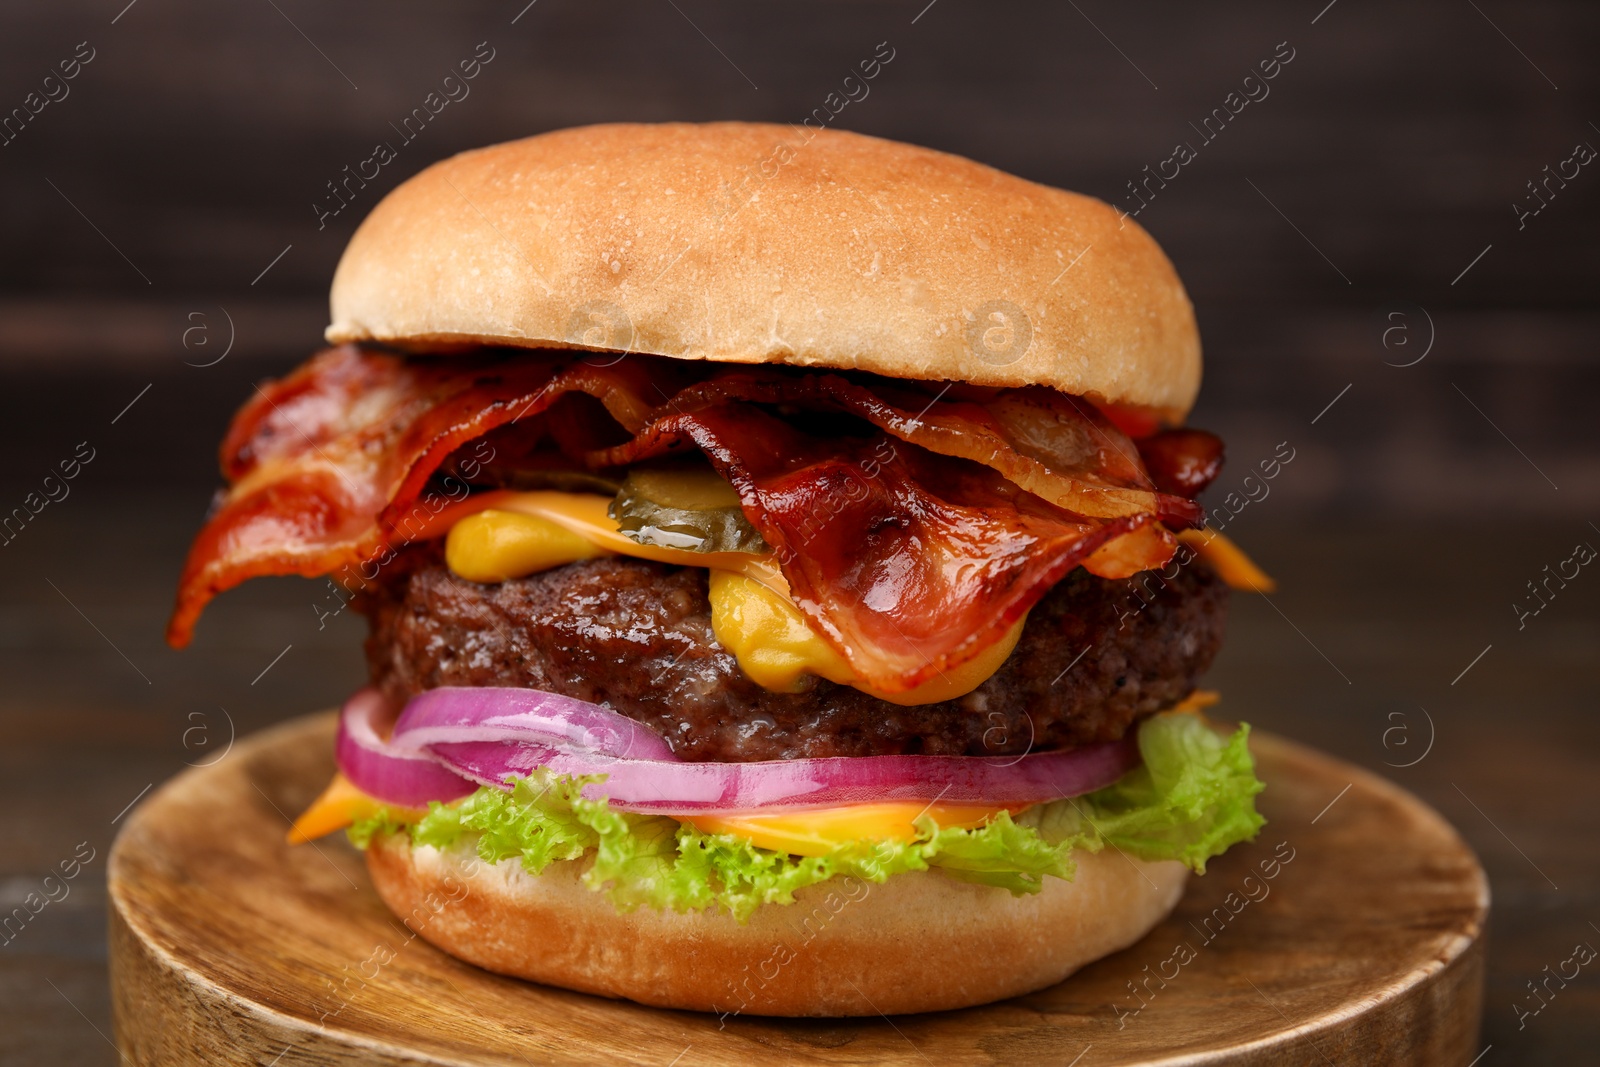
328,122,1202,419
366,831,1188,1016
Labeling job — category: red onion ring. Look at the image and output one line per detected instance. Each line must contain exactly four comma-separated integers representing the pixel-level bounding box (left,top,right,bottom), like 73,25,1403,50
424,736,1138,815
372,686,1138,815
335,689,476,807
393,686,677,762
337,686,1140,815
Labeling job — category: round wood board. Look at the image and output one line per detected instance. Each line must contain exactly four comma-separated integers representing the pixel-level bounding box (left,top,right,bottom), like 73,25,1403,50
109,713,1487,1066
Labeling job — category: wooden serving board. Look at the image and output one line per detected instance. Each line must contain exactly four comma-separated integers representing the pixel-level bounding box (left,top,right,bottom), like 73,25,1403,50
109,713,1486,1065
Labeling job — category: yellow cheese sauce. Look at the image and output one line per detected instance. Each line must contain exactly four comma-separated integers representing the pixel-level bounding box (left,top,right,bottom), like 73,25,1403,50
445,509,610,583
707,570,1025,705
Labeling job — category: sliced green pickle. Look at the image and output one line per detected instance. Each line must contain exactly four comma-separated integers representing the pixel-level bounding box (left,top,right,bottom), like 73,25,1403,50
609,464,769,554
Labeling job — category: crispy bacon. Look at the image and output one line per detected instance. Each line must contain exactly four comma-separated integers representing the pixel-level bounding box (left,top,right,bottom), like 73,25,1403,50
1138,429,1225,498
645,371,1202,524
168,346,1218,688
167,347,680,646
592,401,1155,689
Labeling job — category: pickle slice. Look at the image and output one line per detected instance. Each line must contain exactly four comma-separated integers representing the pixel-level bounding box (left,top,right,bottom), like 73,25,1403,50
609,464,769,554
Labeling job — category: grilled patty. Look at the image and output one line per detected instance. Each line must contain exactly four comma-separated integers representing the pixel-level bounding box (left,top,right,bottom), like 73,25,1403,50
361,553,1227,762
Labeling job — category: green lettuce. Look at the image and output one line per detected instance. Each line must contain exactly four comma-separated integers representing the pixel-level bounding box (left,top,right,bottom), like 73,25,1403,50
1021,713,1266,874
350,713,1265,921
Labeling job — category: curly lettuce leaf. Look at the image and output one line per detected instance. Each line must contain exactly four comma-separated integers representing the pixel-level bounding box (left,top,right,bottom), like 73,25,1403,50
349,713,1265,920
1022,713,1267,874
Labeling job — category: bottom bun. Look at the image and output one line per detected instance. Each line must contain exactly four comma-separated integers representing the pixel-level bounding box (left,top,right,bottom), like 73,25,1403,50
366,833,1188,1016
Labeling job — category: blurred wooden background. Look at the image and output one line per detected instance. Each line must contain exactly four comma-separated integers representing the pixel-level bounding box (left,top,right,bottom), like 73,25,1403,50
1,1,1596,1063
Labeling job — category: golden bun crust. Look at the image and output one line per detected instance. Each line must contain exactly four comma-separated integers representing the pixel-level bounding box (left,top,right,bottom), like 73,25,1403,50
366,833,1188,1016
328,123,1202,419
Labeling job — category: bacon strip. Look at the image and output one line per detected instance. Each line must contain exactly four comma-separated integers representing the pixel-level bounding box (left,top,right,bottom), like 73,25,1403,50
594,401,1154,689
641,371,1202,523
1138,429,1225,498
168,347,1215,687
167,347,677,646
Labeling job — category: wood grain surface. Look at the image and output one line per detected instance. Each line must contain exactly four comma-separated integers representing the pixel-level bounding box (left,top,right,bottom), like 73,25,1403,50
109,712,1486,1066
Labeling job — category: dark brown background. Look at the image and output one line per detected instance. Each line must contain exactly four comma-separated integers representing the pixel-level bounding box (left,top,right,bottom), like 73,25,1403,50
2,1,1596,1063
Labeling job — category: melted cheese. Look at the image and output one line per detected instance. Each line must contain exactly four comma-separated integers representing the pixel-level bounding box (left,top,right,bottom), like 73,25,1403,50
683,803,1012,858
443,494,1022,704
1176,529,1277,593
1169,688,1220,714
707,570,1026,705
286,773,422,845
288,771,1007,855
446,509,610,582
706,569,852,691
482,490,787,590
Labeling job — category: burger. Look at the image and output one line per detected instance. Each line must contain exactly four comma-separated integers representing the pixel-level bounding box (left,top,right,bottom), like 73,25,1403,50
168,122,1269,1018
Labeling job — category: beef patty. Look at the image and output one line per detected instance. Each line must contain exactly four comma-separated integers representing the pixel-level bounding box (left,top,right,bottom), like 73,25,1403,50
362,554,1227,762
